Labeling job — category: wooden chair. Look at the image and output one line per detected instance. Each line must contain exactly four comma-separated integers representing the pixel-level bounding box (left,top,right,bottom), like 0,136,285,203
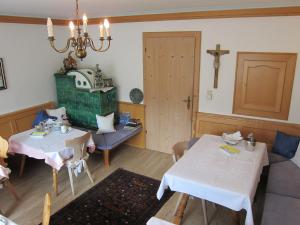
42,193,51,225
65,132,94,196
0,136,19,201
172,140,211,225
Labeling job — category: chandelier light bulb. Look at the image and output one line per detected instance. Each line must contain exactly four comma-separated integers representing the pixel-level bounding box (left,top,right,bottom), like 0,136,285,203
47,17,54,37
103,19,110,37
99,24,104,38
83,14,88,33
69,21,75,38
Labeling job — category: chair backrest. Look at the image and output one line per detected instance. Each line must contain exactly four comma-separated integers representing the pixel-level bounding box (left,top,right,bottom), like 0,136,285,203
42,193,51,225
65,132,91,163
172,141,188,163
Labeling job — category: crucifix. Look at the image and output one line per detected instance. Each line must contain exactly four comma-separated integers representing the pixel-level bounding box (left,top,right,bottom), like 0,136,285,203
207,44,230,88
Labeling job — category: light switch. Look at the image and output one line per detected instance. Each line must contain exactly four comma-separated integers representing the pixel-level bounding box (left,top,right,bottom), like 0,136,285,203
207,90,213,101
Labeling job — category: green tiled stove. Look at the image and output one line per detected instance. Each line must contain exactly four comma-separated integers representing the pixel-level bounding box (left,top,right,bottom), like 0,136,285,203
55,73,117,129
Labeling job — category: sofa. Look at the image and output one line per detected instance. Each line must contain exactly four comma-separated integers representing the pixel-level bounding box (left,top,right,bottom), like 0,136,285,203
261,152,300,225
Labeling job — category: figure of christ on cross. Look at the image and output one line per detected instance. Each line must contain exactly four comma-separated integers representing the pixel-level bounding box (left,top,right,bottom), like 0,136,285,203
207,44,230,88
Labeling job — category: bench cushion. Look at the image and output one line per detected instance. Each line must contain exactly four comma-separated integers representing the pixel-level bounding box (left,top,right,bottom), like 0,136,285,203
267,160,300,198
261,193,300,225
74,124,142,151
268,152,288,165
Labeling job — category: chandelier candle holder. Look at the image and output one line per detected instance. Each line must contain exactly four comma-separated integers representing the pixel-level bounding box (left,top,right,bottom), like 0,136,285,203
47,0,112,59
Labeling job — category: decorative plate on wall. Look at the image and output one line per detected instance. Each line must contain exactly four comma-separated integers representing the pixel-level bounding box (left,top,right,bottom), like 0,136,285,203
130,88,143,104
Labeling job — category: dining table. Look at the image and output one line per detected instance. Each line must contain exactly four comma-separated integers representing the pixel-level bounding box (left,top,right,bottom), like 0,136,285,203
8,127,95,195
157,134,269,225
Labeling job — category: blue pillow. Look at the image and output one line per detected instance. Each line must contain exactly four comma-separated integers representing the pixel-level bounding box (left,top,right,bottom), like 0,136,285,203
272,131,300,159
32,110,50,127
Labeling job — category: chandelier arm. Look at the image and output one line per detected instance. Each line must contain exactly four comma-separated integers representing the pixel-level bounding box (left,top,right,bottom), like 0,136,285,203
48,37,74,53
88,38,104,52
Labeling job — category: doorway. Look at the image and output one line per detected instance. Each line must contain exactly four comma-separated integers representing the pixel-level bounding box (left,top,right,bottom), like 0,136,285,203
143,32,201,153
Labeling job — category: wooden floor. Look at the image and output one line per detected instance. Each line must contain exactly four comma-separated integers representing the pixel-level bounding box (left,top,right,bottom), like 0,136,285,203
0,145,266,225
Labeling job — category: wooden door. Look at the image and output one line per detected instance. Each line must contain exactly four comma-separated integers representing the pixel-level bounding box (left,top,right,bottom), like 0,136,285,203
144,32,200,153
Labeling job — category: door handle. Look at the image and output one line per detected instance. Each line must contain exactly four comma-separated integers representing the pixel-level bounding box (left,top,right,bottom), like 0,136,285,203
182,96,191,110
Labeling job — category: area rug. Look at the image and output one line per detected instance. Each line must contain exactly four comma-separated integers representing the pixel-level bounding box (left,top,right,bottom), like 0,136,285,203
48,168,173,225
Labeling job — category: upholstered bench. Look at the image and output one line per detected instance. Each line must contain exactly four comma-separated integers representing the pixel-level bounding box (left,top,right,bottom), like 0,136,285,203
76,124,142,168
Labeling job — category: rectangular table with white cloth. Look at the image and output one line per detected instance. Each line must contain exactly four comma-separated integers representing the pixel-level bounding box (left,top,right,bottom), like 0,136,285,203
8,128,95,195
157,134,268,225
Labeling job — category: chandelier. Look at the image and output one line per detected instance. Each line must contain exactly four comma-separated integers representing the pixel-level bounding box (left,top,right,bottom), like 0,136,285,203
46,0,112,59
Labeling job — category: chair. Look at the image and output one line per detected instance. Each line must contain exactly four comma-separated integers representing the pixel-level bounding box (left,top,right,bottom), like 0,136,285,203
65,132,94,196
42,193,51,225
0,136,19,201
172,140,212,225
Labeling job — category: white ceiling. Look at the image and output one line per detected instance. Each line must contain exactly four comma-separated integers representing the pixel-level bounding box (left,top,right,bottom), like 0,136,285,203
0,0,300,19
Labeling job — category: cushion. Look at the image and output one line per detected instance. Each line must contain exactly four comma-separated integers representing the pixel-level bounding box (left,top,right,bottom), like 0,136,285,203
96,113,116,134
32,110,50,127
268,152,288,165
261,193,300,225
272,131,300,159
267,160,300,198
46,107,69,124
291,143,300,168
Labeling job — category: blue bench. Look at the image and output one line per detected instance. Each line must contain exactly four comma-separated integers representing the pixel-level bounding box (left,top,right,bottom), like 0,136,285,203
77,124,142,168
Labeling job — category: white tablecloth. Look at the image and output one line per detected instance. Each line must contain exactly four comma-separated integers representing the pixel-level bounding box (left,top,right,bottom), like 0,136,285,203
157,135,268,225
0,215,17,225
9,128,95,171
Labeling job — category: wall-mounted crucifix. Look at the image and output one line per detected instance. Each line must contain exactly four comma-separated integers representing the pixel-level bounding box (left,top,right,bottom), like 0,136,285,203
207,44,230,88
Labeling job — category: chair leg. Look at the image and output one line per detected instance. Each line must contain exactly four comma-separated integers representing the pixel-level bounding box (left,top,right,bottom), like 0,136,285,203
67,167,75,196
83,161,94,184
19,155,26,177
52,168,58,196
103,150,110,168
201,199,208,225
4,180,19,200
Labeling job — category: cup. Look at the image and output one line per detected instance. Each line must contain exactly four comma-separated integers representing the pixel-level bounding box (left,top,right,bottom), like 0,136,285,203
60,125,68,134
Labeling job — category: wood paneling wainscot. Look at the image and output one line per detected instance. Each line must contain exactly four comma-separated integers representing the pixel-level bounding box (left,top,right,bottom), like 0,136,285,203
195,112,300,151
0,102,55,140
118,101,146,149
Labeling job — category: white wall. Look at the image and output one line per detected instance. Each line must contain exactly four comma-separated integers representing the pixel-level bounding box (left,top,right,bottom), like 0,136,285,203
0,23,65,114
80,16,300,124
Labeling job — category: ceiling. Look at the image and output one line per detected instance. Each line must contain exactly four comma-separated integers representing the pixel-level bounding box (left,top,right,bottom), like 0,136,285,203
0,0,300,19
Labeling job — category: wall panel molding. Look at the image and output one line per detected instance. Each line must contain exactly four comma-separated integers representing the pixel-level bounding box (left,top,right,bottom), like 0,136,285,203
195,112,300,150
0,102,55,139
1,6,300,25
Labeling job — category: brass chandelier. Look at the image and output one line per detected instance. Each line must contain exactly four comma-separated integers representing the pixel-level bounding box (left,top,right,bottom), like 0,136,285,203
46,0,112,59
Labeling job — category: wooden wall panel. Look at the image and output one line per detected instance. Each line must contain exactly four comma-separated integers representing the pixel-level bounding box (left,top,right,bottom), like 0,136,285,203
195,112,300,150
0,102,55,139
118,101,146,149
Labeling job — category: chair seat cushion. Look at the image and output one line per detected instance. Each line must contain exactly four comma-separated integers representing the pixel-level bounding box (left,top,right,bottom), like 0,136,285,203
261,193,300,225
267,160,300,198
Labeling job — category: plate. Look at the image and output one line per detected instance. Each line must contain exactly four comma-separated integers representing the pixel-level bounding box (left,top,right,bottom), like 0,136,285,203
130,88,144,104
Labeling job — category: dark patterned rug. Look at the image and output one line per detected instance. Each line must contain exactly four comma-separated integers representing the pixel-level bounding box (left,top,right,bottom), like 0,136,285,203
47,168,173,225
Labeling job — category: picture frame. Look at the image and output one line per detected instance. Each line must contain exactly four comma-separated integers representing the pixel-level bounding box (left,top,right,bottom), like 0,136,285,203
0,58,7,90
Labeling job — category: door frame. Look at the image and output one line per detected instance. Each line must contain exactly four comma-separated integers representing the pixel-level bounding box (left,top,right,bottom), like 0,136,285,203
143,31,201,142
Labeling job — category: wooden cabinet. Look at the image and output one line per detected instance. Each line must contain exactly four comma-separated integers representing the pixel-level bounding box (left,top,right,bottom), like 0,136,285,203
233,52,297,120
55,73,117,129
